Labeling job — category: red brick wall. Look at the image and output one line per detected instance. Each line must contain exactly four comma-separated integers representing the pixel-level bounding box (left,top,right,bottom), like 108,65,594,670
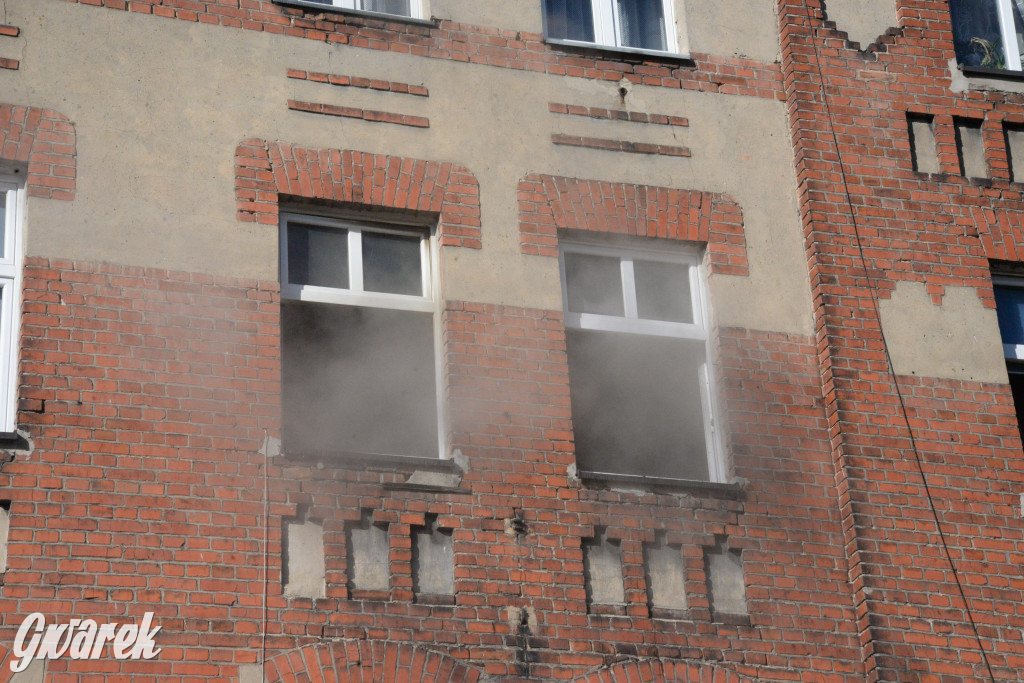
0,260,868,681
0,103,76,200
779,0,1024,678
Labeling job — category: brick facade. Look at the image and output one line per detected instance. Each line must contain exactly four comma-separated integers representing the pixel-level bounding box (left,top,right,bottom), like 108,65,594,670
1,0,1024,681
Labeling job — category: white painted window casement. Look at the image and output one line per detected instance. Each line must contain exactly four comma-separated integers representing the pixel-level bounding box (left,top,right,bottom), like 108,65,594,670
298,0,424,19
279,211,443,459
543,0,681,54
0,177,23,434
559,241,724,483
950,0,1024,72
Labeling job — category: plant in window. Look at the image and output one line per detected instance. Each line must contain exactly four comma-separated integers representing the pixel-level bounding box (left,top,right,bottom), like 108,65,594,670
949,0,1024,71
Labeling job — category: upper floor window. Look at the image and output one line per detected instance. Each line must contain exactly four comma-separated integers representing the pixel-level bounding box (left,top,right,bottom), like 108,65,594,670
297,0,424,19
559,241,723,482
950,0,1024,72
994,275,1024,438
279,212,442,459
0,176,23,434
543,0,680,54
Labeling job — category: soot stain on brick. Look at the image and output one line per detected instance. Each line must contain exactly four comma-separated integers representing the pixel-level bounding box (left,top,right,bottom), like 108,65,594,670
507,606,539,677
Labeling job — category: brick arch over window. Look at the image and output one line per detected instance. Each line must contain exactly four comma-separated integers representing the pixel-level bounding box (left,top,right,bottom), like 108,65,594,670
262,641,481,683
570,659,754,682
0,103,77,200
235,139,481,248
517,174,747,275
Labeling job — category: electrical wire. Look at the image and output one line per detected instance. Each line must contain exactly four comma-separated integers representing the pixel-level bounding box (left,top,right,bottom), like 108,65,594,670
797,2,997,680
261,433,270,673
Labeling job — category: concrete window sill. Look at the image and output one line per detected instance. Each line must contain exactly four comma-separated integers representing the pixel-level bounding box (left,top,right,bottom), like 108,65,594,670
959,65,1024,81
274,1,438,27
545,38,694,66
578,470,744,499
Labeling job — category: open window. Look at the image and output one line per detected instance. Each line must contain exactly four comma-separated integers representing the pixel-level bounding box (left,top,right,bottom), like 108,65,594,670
993,275,1024,439
0,177,22,435
543,0,681,54
289,0,424,19
279,211,441,459
559,241,723,482
950,0,1024,72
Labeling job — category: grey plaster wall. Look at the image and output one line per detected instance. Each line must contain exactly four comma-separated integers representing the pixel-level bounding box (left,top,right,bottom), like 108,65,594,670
349,521,390,591
283,518,326,599
685,0,779,62
878,282,1006,383
584,536,625,606
706,546,747,616
824,0,897,48
9,661,44,683
1,0,811,335
645,542,686,610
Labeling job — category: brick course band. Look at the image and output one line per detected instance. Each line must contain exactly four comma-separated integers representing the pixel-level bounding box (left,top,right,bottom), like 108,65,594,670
517,173,748,275
235,140,481,248
287,99,430,128
548,102,688,127
286,69,430,97
550,133,691,157
0,103,77,200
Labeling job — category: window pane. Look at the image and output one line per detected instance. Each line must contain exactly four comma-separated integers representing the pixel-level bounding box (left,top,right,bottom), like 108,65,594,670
634,259,693,323
287,222,349,289
616,0,667,51
566,329,709,480
360,0,410,15
362,231,423,296
950,0,1006,68
564,252,625,316
995,284,1024,346
544,0,595,42
282,302,438,458
1008,365,1024,441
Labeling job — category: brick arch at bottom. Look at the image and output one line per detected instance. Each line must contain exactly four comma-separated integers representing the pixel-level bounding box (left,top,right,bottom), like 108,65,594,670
570,660,754,683
263,641,481,683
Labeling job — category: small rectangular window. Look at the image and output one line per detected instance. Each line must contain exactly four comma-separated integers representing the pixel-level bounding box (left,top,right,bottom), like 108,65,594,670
950,0,1024,72
543,0,680,53
559,241,723,482
279,212,441,459
0,177,22,434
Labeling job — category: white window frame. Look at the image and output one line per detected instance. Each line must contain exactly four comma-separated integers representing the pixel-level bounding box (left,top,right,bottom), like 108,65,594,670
278,211,446,458
546,0,680,55
0,177,23,434
997,0,1024,71
299,0,424,19
558,241,724,482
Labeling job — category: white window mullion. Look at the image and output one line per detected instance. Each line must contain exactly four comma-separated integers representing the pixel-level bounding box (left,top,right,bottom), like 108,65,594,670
593,0,617,47
349,228,364,292
620,257,638,319
0,279,14,431
997,0,1024,71
0,178,22,434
